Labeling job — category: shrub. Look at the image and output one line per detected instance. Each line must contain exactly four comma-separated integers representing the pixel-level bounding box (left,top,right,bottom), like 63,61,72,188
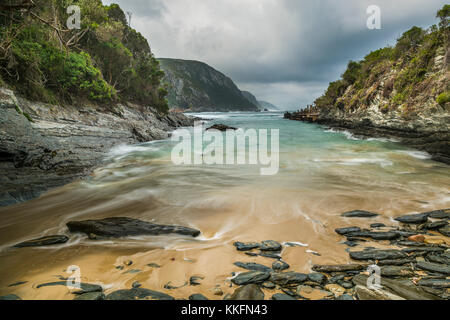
436,92,450,106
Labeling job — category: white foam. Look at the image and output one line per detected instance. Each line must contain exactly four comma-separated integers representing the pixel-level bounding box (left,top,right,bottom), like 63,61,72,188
398,150,432,160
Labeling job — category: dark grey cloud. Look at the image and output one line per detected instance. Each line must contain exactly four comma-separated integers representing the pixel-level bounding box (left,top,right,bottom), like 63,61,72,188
103,0,446,109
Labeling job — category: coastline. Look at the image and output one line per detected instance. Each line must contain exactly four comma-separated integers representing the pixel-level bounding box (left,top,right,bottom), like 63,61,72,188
0,87,195,207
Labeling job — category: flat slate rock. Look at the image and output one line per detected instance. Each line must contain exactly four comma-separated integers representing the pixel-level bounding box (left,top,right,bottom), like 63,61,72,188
231,271,270,286
189,294,209,300
230,284,264,300
271,293,297,300
349,249,408,261
269,272,308,286
416,261,450,275
346,231,400,241
233,242,260,251
259,240,282,251
272,260,290,272
36,281,102,294
106,288,174,300
370,223,386,228
312,264,366,273
341,210,379,218
438,225,450,237
395,213,428,224
423,208,450,220
73,292,105,300
234,262,272,273
335,227,361,235
380,266,414,277
419,221,448,230
426,253,450,265
14,235,69,248
417,278,450,289
67,217,200,238
308,273,327,285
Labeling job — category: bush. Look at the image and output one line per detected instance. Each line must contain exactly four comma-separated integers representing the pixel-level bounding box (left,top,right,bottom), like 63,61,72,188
436,92,450,106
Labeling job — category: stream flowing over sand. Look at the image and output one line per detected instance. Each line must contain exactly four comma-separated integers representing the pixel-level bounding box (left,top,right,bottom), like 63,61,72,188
0,112,449,299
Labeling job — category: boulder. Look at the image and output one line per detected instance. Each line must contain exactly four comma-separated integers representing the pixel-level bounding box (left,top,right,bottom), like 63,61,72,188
206,124,237,131
270,272,308,286
259,240,282,252
231,271,270,286
66,217,200,238
395,213,428,224
233,242,260,251
234,262,272,273
272,260,290,272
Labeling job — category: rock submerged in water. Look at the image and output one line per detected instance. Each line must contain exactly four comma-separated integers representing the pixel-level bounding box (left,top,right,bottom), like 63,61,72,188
233,242,260,251
341,210,379,218
14,235,69,248
259,240,282,252
206,124,237,131
66,217,200,238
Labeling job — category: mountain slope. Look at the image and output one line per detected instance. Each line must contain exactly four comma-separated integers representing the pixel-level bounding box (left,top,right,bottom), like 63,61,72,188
241,91,261,109
314,5,450,163
158,58,259,112
258,100,279,110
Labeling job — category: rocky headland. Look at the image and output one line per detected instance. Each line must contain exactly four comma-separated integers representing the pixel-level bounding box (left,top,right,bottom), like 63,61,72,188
0,87,195,207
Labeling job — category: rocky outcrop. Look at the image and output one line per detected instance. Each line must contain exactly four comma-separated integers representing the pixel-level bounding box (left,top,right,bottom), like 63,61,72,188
158,58,259,112
0,87,195,207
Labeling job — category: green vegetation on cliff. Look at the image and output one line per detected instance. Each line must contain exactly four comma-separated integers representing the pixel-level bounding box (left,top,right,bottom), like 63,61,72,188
0,0,168,112
315,5,449,117
158,58,259,112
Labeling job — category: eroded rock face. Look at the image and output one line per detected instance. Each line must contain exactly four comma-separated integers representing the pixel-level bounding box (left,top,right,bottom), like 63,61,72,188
0,88,195,207
66,217,201,238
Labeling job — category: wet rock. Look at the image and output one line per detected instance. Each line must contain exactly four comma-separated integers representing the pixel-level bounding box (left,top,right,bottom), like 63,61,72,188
206,124,237,131
312,264,366,273
423,208,450,220
234,262,272,273
417,278,450,289
147,263,160,268
14,235,69,248
123,269,141,275
106,288,174,300
261,281,276,289
380,266,414,277
377,259,415,266
297,285,333,300
328,275,345,284
259,240,282,251
438,225,450,237
189,276,204,286
272,260,290,272
231,271,270,286
8,281,27,287
230,284,264,300
124,260,133,266
73,292,105,300
346,230,400,241
258,251,282,260
36,281,102,294
426,253,450,265
189,294,209,300
349,249,408,261
67,217,201,238
338,281,354,289
0,294,21,300
335,227,361,235
370,223,386,228
233,242,260,251
244,252,259,257
416,261,450,275
307,273,327,285
271,293,297,300
270,272,308,286
341,210,379,218
353,274,441,300
402,247,445,254
355,285,405,300
397,240,426,247
395,213,428,224
132,282,141,289
418,221,448,231
213,287,224,296
343,241,359,247
164,281,188,290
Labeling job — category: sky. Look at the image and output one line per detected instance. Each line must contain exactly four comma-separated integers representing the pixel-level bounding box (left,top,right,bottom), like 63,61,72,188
103,0,446,110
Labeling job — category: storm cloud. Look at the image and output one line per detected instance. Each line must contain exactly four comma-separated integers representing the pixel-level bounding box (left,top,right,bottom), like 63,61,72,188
103,0,446,109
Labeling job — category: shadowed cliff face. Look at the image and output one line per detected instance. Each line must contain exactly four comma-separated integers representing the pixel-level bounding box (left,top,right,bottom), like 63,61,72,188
158,58,260,112
0,88,194,207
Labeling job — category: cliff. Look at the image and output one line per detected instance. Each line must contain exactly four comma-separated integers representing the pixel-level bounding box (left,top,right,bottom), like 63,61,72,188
158,58,260,112
0,88,194,207
314,6,450,163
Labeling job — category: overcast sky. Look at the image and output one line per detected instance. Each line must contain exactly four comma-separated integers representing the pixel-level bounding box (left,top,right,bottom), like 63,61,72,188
103,0,446,110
